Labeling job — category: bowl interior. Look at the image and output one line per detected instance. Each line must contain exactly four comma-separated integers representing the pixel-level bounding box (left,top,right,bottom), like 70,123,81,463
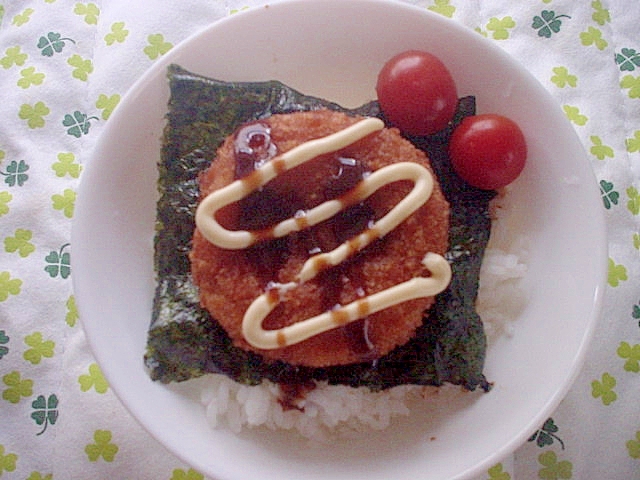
72,1,606,479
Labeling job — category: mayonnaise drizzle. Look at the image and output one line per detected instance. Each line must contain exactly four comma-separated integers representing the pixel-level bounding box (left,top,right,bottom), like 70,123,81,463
194,117,452,350
195,118,386,249
243,253,451,349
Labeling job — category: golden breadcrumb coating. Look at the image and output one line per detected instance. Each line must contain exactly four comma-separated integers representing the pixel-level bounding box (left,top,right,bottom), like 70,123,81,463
190,110,449,367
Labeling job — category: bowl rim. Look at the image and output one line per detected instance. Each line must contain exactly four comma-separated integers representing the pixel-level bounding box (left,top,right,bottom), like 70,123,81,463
72,1,608,479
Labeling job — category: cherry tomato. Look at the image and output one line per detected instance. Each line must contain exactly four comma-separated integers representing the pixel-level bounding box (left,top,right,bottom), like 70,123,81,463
376,50,458,136
449,114,527,190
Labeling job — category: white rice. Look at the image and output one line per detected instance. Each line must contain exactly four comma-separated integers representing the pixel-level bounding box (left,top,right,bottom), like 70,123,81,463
196,192,528,440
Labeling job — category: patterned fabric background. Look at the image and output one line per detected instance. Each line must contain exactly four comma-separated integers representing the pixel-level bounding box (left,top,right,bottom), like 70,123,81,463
0,0,638,479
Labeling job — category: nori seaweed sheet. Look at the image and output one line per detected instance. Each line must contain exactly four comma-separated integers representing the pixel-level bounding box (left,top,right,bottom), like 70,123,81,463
145,64,494,392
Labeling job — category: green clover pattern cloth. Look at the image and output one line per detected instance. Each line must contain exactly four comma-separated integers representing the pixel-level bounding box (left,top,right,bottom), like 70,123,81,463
0,0,639,479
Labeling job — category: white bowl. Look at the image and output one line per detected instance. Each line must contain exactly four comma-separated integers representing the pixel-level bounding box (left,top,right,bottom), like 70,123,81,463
72,1,607,479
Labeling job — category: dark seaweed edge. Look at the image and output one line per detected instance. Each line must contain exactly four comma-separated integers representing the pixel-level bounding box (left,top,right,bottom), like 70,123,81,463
145,64,493,392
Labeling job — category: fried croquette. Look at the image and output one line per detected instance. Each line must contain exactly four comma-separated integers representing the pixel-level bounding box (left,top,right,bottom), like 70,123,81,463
190,109,449,367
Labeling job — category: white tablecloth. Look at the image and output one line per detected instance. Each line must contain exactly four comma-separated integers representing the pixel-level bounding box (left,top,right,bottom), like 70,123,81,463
1,1,638,478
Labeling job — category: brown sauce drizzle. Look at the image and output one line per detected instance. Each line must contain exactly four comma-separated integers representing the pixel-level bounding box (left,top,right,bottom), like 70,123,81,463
232,121,378,360
322,274,378,361
343,318,377,361
278,380,316,411
234,122,300,280
234,122,277,178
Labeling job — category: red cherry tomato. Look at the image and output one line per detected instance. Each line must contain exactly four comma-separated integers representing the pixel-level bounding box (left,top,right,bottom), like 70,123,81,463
376,50,458,136
449,114,527,190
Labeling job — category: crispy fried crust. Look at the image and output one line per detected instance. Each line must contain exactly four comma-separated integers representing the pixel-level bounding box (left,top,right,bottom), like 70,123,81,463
190,110,449,367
